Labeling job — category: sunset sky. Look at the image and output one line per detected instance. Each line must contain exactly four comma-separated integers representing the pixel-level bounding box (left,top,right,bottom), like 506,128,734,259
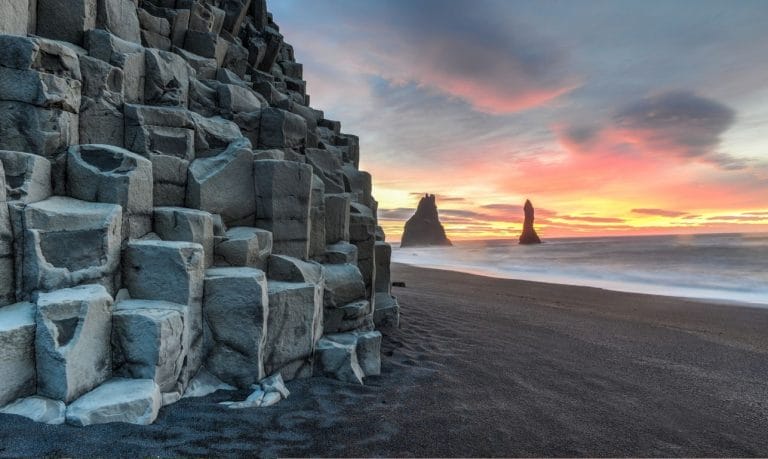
271,0,768,241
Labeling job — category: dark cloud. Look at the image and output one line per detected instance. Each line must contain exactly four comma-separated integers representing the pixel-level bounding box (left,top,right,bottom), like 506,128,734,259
408,192,466,202
481,204,558,218
631,208,688,217
614,90,736,160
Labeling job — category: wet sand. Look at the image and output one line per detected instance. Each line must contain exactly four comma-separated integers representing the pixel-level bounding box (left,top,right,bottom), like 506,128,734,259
2,262,768,457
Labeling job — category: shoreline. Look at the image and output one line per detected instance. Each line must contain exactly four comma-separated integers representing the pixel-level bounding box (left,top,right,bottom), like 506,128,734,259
2,264,768,456
391,261,768,309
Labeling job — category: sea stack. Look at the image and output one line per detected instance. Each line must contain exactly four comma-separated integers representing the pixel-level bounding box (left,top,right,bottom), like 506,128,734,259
401,194,452,247
519,200,542,245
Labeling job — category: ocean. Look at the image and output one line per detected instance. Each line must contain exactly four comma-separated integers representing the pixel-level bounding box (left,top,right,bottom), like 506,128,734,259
391,233,768,306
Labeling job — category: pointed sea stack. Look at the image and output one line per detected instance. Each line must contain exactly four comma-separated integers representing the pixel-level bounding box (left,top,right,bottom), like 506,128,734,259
401,194,452,247
519,200,542,245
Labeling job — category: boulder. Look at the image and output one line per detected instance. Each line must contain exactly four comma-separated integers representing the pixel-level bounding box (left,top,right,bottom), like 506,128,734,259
324,193,351,244
0,66,81,114
86,29,146,104
0,35,81,81
254,160,313,259
309,174,326,259
0,102,79,159
349,203,377,295
36,0,97,46
112,300,187,393
203,267,269,388
321,242,356,265
9,197,122,300
258,107,306,149
67,145,153,240
324,299,371,335
0,302,36,406
322,263,366,309
0,165,13,306
519,199,542,245
182,368,236,398
153,207,214,268
186,139,256,227
35,285,113,403
77,55,125,146
65,378,162,426
314,337,364,385
214,226,272,269
0,150,52,205
353,330,382,377
0,0,31,35
144,49,193,107
264,281,322,381
0,396,66,425
122,240,205,390
373,292,400,329
374,242,393,294
267,254,324,286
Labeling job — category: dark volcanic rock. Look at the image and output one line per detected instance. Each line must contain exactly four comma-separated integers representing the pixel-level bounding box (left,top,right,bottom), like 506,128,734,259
519,199,542,245
400,194,452,248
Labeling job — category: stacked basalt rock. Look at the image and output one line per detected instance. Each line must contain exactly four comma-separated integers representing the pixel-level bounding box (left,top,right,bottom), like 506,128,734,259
0,0,399,426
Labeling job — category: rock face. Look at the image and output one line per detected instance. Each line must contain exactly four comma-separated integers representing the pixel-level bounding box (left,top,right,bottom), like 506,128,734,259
0,0,397,426
519,199,542,245
400,194,452,247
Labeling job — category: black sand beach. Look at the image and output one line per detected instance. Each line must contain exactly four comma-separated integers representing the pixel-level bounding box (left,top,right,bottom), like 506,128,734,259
2,263,768,457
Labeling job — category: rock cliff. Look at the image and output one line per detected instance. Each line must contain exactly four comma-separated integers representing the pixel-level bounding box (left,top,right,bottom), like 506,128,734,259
401,194,452,247
0,0,399,426
519,199,542,244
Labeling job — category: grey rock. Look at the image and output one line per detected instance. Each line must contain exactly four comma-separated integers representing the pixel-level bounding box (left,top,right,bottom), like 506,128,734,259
353,330,381,376
0,35,81,81
10,197,122,299
314,337,364,385
214,226,272,269
0,396,66,425
144,49,192,107
203,267,269,388
67,144,153,240
0,150,52,204
112,300,186,393
324,299,371,334
267,254,324,285
306,148,345,194
153,207,214,267
0,165,13,306
65,378,162,426
0,0,31,35
322,241,358,265
37,0,97,46
97,0,141,44
258,107,306,149
374,242,393,294
122,240,205,391
86,29,146,104
254,160,313,259
0,302,36,406
373,292,400,329
35,285,113,403
0,66,81,114
309,174,326,259
324,193,351,244
187,139,255,227
259,373,290,399
264,281,322,381
322,263,366,309
182,368,236,398
0,101,79,159
349,203,377,296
